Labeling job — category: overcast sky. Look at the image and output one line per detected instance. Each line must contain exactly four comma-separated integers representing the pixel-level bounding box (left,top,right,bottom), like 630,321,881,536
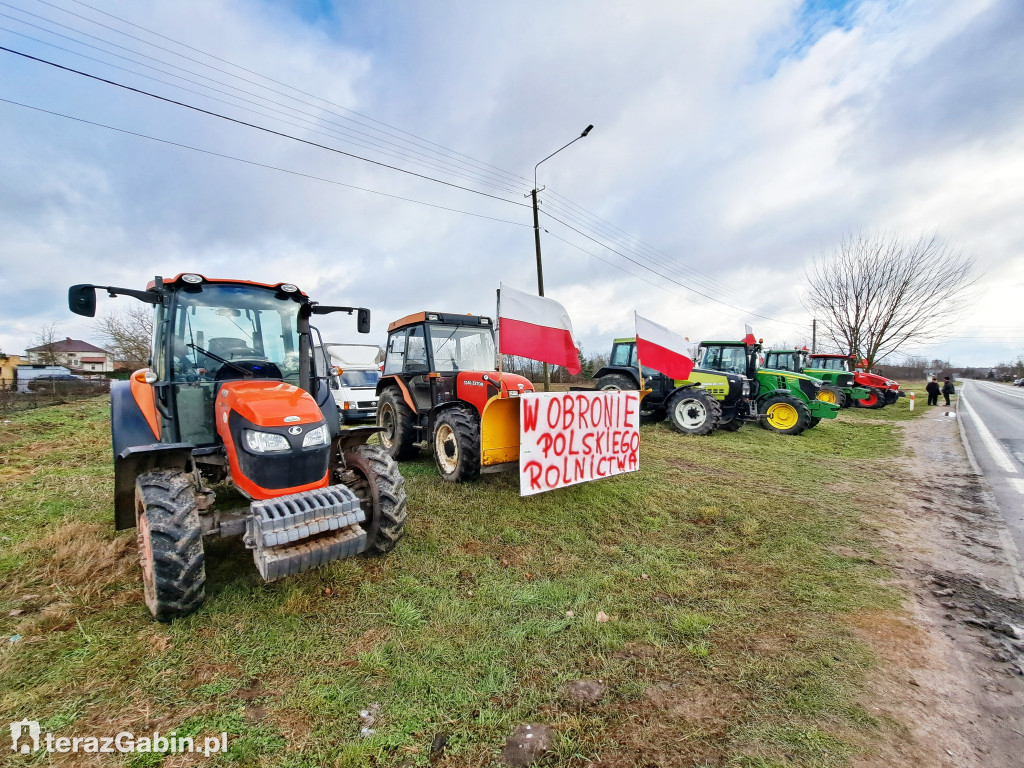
1,0,1022,367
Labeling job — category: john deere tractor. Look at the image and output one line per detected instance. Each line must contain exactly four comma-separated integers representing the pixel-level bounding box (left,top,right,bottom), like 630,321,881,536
697,338,839,435
376,312,533,482
763,349,870,408
593,337,754,434
68,274,408,621
806,353,904,408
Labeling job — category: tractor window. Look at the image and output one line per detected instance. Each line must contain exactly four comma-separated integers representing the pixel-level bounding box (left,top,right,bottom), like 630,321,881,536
384,330,406,374
340,370,380,387
765,353,799,372
428,324,496,372
700,345,747,374
815,357,849,371
610,342,636,367
405,326,428,372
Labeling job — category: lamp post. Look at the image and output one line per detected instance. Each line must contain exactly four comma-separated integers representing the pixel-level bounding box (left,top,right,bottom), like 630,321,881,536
531,124,593,391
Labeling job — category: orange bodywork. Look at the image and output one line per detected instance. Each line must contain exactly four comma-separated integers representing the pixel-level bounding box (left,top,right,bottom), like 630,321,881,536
215,380,329,499
130,369,161,440
146,274,309,296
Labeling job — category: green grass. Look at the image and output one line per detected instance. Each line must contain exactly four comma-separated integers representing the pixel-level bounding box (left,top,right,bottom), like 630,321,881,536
0,394,922,766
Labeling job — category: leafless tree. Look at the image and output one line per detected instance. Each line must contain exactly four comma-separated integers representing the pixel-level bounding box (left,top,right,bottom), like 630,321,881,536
804,232,975,370
32,322,63,365
96,305,154,368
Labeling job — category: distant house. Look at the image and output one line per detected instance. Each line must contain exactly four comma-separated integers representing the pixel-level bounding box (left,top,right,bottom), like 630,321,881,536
24,337,114,373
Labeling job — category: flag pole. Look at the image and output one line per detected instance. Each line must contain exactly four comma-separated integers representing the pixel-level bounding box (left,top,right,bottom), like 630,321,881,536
634,311,645,392
496,287,503,382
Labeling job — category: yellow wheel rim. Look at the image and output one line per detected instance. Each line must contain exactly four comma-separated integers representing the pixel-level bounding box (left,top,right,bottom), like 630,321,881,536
817,390,837,404
766,402,799,429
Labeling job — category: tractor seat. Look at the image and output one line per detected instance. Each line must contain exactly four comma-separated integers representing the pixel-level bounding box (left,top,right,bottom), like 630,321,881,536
208,337,258,360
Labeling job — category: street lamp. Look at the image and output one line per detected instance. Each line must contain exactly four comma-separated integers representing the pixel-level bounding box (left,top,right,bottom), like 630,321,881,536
530,124,593,391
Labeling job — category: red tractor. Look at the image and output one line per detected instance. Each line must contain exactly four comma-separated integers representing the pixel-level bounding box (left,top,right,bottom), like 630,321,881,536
806,354,904,408
375,312,533,482
68,274,408,621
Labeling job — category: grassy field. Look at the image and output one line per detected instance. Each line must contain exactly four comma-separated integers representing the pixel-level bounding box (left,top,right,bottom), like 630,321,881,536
0,395,921,767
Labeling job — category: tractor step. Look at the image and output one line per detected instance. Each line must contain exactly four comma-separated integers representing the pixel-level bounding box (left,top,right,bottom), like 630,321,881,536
246,485,366,581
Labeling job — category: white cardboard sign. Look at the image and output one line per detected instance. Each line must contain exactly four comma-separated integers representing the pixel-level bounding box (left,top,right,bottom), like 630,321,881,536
519,390,641,496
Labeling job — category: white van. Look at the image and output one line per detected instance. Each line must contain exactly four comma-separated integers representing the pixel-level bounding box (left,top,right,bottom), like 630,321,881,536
316,343,381,423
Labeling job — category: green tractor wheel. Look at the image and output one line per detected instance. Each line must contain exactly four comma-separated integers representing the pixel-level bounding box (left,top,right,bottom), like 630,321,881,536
817,385,846,408
759,395,810,436
719,417,743,432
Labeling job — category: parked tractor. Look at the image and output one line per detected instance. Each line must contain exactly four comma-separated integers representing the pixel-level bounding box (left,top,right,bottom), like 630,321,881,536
697,339,839,435
68,274,408,621
805,353,904,409
763,349,870,408
376,312,533,482
594,337,753,434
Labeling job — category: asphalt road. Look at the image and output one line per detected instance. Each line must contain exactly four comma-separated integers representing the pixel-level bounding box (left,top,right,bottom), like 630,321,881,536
958,380,1024,565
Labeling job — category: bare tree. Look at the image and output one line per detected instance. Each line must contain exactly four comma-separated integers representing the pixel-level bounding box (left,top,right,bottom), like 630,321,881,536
32,321,63,365
804,232,975,370
97,305,154,368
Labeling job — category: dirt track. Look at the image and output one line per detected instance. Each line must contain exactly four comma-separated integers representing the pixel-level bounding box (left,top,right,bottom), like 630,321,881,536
859,404,1024,766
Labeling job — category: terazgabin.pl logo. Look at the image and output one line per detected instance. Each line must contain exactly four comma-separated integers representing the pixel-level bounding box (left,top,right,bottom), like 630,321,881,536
9,719,228,756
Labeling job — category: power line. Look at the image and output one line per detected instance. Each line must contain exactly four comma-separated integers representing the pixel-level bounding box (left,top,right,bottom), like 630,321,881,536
0,44,531,209
0,96,530,227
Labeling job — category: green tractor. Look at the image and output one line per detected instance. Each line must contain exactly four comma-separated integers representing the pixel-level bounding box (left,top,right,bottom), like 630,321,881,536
593,337,754,435
762,348,870,408
696,338,839,435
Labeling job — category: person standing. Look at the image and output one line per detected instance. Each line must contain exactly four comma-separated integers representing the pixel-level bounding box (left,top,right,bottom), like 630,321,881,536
926,377,940,406
942,376,955,406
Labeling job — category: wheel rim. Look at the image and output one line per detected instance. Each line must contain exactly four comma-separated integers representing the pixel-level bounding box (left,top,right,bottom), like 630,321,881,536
765,402,799,429
674,398,707,428
136,509,157,614
435,423,459,474
379,403,396,447
600,383,622,391
861,392,878,407
817,390,837,404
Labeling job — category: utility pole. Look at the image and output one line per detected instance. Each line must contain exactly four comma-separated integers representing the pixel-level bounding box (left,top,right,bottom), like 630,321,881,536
531,125,593,391
811,318,817,353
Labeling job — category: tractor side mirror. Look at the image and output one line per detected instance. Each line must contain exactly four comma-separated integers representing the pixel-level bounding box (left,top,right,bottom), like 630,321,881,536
68,284,97,317
357,308,371,334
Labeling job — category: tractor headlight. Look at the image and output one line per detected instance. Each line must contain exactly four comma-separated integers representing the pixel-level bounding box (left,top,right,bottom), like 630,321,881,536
301,424,329,448
244,430,290,453
741,381,750,397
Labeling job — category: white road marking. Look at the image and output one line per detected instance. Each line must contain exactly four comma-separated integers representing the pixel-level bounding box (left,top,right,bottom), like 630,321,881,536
975,380,1024,401
959,388,1019,474
1011,478,1024,497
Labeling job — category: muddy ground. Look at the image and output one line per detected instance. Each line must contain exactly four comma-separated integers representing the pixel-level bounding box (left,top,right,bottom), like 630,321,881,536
858,404,1024,767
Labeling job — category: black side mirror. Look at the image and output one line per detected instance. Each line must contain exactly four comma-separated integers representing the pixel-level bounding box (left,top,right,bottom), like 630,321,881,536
357,308,371,334
68,284,97,317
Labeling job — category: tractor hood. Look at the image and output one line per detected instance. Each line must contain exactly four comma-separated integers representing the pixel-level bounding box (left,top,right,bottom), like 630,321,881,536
216,381,324,428
855,372,898,390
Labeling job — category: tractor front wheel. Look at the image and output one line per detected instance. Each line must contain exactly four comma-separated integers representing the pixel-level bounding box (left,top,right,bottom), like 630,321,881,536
719,416,743,432
134,469,206,622
341,444,408,554
666,389,721,435
378,387,419,460
596,373,637,391
817,385,846,408
433,407,481,482
758,395,810,436
855,388,884,409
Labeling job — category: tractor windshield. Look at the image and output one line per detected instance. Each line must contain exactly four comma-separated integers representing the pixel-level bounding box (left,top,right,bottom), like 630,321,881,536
428,324,496,371
814,357,850,372
699,345,748,375
764,352,801,372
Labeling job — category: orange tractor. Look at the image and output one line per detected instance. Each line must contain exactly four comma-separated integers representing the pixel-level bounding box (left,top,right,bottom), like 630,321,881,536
68,274,407,621
375,312,532,481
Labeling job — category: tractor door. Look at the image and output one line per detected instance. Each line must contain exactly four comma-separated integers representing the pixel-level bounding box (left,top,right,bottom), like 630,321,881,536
403,325,434,411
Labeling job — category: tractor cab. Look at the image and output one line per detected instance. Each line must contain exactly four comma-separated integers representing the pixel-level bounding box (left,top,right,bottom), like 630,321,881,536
377,312,533,481
697,340,760,382
762,349,809,374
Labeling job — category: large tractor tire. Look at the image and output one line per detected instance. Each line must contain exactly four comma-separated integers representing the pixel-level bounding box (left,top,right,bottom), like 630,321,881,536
596,373,638,391
432,407,481,482
719,417,743,432
817,385,846,408
134,469,206,622
341,444,408,555
378,387,419,460
666,389,721,436
758,395,811,436
855,388,885,409
808,417,822,428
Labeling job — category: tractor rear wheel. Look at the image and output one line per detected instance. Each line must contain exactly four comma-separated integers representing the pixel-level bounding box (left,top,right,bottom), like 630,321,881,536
666,389,721,435
596,373,637,391
378,387,419,460
855,388,884,409
341,444,408,554
433,407,481,482
134,469,205,622
817,385,846,408
758,395,810,435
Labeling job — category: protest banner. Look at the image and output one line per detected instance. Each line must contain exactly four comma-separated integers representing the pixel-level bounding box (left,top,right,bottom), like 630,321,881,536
519,390,641,496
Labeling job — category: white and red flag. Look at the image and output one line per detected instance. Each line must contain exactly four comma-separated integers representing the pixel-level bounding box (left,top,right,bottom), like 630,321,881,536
498,283,580,375
743,324,757,345
634,312,695,381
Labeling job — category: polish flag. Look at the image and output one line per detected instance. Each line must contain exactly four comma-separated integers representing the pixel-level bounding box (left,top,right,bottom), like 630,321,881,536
634,312,694,381
743,324,757,345
498,283,580,375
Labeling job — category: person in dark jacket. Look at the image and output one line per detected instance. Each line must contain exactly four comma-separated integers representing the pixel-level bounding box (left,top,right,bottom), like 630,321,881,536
942,377,955,406
926,377,940,406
